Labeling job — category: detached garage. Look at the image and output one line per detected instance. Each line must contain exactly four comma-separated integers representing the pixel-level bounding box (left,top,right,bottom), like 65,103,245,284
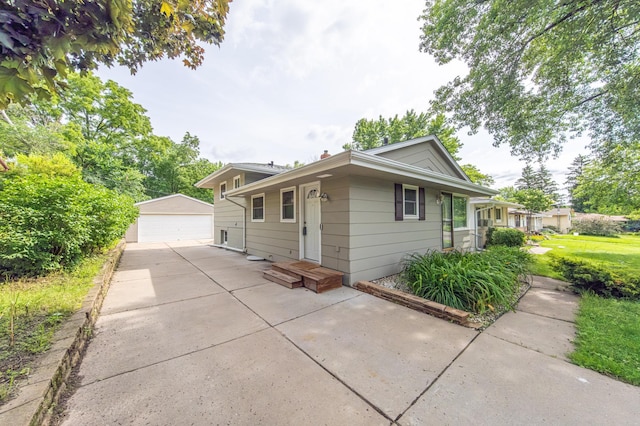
125,194,215,243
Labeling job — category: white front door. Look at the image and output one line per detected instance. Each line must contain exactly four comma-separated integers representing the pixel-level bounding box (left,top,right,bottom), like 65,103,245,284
301,183,321,262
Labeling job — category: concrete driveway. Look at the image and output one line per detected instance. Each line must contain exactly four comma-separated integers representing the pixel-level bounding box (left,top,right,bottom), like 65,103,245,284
58,241,640,425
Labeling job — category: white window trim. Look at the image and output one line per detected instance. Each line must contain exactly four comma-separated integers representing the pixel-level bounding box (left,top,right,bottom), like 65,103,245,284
403,184,419,219
219,182,227,200
251,193,265,222
280,186,296,223
233,175,241,189
452,194,469,230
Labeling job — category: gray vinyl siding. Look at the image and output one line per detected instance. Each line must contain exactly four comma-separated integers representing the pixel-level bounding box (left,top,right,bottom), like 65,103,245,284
346,175,442,285
214,196,245,249
319,177,350,280
376,142,465,179
245,191,299,262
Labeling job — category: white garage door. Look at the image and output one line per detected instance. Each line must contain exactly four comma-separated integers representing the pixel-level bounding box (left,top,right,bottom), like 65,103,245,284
138,214,213,242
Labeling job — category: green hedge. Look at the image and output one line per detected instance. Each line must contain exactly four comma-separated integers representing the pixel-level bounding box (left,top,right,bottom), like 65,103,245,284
486,227,526,247
0,173,137,277
551,256,639,299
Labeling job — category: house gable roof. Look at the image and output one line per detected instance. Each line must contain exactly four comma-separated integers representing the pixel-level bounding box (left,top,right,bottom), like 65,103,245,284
222,149,496,198
195,162,289,188
364,135,470,182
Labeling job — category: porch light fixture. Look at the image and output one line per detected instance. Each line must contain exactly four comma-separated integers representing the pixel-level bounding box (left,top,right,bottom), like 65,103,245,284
319,192,329,202
436,193,443,205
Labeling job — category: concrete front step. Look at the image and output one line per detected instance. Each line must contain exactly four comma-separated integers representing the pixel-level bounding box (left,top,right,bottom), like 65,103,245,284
263,269,303,289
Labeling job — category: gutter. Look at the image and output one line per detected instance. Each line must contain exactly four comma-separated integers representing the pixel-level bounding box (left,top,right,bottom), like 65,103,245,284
222,195,247,253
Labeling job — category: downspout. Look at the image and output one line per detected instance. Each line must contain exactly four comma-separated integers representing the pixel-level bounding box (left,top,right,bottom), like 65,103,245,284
220,195,247,253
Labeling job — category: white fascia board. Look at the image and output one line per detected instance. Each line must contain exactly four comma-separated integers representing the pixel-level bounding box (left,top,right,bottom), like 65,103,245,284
227,150,496,197
134,193,214,208
225,152,352,196
194,164,235,188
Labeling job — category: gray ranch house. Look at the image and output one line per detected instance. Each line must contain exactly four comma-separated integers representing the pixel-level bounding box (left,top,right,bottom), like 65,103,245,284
195,136,497,285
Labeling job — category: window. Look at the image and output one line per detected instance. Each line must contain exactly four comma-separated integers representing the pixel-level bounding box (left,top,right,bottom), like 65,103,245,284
233,175,241,189
219,182,227,200
487,208,491,219
280,187,296,222
453,196,467,229
495,208,502,222
251,194,265,222
394,184,425,221
403,184,418,219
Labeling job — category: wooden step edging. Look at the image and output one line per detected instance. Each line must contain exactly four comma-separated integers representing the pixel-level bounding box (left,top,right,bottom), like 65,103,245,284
263,270,302,288
354,280,473,327
0,240,126,426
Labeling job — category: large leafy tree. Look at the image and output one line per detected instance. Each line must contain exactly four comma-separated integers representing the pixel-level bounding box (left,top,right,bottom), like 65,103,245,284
573,142,640,217
420,0,640,161
345,110,494,185
0,0,230,107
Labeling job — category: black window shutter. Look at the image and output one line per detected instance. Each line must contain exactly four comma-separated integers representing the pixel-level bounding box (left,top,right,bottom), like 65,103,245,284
419,187,425,220
394,184,403,221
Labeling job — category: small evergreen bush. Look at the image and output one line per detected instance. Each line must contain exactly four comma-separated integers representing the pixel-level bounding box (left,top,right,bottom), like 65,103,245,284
571,218,621,237
486,227,526,247
551,255,639,299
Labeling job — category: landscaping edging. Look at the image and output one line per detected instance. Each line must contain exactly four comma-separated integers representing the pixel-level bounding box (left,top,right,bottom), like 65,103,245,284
355,280,474,327
0,240,126,426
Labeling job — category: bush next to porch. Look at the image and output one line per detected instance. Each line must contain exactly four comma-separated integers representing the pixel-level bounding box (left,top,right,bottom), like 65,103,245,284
486,227,526,247
401,247,532,314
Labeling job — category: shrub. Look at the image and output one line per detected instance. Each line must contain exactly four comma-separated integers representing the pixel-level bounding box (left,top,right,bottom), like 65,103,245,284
486,227,526,247
551,255,639,299
0,164,137,277
571,218,621,236
401,247,531,313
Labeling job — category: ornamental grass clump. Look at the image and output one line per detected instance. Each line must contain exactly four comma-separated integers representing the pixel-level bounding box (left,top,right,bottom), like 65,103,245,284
401,247,531,314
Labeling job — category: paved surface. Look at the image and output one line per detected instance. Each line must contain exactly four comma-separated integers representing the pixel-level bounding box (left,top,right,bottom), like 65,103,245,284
56,241,640,425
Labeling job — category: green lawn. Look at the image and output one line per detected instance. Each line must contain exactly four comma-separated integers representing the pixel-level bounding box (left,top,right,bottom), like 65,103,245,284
0,255,106,401
529,233,640,386
535,234,640,276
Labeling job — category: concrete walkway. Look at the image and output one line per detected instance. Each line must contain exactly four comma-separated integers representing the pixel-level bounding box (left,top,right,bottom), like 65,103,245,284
56,242,640,425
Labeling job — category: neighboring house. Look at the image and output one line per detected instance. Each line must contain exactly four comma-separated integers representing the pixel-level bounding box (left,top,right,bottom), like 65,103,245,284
541,207,573,233
508,209,546,233
125,194,215,243
470,198,524,248
196,136,496,285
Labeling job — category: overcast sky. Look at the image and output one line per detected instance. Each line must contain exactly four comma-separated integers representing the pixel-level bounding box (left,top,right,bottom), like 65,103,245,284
97,0,589,191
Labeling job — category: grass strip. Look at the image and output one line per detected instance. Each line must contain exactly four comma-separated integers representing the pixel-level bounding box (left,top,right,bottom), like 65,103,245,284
0,254,107,402
571,293,640,386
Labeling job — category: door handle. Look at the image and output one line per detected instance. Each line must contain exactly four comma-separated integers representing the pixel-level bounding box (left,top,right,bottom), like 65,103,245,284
302,226,307,235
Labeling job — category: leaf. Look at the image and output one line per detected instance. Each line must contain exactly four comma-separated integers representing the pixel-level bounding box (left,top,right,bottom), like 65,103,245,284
160,1,174,17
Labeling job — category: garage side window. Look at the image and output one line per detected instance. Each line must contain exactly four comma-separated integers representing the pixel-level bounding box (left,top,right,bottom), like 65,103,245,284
251,194,265,222
280,187,296,222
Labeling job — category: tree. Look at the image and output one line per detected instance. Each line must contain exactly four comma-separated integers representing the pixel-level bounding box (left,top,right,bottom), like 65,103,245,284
573,142,640,217
345,110,494,185
345,110,463,159
0,0,231,107
420,0,640,161
565,154,589,212
513,188,554,232
460,164,494,187
515,163,559,200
